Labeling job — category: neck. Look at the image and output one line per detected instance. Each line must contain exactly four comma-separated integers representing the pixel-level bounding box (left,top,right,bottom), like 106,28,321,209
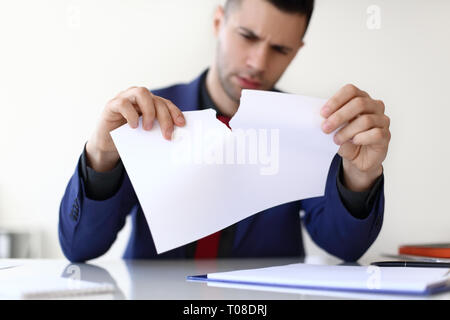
206,66,239,118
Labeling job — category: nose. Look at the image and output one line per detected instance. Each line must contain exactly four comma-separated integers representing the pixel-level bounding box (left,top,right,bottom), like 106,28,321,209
246,43,269,74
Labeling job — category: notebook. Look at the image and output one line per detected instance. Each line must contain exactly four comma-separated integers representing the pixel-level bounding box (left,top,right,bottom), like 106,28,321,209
0,261,19,270
399,243,450,258
187,263,450,296
0,276,116,299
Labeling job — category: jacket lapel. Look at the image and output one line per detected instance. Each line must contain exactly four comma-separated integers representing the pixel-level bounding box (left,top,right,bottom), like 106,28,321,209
163,72,204,112
233,215,257,251
179,75,202,112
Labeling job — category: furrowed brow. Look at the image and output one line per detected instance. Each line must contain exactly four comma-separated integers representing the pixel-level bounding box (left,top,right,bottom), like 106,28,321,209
238,26,293,52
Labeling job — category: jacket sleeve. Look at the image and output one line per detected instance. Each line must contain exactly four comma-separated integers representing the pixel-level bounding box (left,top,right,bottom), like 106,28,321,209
301,154,385,262
58,155,138,262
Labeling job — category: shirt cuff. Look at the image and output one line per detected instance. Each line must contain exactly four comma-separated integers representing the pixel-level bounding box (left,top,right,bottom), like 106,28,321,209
336,157,384,220
80,143,125,200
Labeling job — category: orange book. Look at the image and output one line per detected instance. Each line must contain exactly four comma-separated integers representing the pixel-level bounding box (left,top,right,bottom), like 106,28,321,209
399,243,450,258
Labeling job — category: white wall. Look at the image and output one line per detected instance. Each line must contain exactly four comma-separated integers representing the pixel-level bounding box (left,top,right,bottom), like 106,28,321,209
0,0,449,261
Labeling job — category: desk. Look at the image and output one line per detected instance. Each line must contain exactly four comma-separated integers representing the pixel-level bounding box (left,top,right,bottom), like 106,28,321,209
1,257,449,300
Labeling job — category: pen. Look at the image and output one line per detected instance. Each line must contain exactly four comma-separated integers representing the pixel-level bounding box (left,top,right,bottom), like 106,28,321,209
371,261,450,268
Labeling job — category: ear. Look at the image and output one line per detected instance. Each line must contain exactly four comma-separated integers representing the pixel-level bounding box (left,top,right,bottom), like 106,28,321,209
213,5,225,37
298,41,305,51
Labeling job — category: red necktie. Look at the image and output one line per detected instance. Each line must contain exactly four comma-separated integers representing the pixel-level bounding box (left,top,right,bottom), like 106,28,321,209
194,114,231,259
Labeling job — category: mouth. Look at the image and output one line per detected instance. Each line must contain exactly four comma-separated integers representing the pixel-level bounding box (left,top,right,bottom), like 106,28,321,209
236,76,262,90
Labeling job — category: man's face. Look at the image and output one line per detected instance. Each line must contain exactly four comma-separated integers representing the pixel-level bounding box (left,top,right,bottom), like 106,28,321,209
214,0,307,103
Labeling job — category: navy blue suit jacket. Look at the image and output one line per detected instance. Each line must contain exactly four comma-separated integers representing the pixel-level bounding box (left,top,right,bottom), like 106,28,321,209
59,73,384,262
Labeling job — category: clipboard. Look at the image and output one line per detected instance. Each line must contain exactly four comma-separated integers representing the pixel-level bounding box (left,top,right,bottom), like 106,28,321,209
187,263,450,296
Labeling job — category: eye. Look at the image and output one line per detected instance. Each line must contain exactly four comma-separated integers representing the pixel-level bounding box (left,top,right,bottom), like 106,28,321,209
240,33,256,41
272,46,289,55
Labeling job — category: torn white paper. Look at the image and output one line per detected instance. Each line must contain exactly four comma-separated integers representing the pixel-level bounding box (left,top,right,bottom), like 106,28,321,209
110,90,339,253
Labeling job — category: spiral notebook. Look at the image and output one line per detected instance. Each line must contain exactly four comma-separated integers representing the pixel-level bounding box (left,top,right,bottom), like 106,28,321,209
188,263,450,296
0,276,116,299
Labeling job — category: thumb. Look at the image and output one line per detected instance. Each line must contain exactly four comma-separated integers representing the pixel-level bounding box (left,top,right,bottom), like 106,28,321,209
338,141,361,161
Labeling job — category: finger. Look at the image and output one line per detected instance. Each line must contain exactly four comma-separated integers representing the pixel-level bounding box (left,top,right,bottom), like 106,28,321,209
115,86,138,97
322,97,384,134
333,114,390,145
352,127,391,146
162,98,185,127
338,141,361,162
154,97,174,140
321,84,369,118
121,87,156,131
110,97,140,128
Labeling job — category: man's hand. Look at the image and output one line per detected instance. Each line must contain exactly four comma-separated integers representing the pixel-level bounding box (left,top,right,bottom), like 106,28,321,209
320,84,391,192
86,86,186,172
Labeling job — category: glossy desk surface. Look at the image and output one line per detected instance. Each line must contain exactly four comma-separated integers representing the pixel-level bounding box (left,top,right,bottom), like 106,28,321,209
1,256,449,300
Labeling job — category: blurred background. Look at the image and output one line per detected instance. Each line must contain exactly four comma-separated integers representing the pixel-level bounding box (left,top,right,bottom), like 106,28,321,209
0,0,449,261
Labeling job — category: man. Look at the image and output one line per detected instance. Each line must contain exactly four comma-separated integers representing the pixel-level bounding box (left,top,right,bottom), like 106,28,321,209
59,0,390,262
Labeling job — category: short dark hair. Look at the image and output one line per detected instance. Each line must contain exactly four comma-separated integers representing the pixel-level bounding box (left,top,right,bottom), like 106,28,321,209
225,0,315,33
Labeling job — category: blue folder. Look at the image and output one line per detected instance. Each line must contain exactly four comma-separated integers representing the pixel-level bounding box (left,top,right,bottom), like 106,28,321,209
187,263,450,296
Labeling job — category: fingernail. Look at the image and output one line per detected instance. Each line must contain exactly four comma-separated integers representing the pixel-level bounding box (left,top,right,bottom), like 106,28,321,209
322,121,332,132
333,135,341,145
177,115,185,124
165,129,172,140
321,106,330,117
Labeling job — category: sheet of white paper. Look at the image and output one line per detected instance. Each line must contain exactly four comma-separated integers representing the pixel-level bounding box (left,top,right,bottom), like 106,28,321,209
111,90,338,253
0,276,116,299
0,261,20,270
205,263,450,294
